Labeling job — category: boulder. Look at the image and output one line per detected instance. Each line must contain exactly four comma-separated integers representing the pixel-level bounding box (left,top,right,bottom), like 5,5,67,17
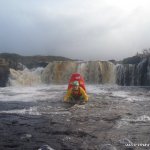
0,65,10,87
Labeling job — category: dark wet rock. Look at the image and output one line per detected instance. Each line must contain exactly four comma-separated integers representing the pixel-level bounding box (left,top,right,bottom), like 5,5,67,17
101,144,117,150
102,114,121,122
125,148,134,150
122,55,142,64
38,144,55,150
20,133,32,140
118,138,133,145
0,65,9,87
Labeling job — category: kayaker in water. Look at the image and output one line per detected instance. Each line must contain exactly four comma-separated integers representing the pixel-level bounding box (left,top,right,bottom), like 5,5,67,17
64,80,88,103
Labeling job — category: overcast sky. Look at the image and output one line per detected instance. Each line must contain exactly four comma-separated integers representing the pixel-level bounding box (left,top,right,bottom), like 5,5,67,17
0,0,150,60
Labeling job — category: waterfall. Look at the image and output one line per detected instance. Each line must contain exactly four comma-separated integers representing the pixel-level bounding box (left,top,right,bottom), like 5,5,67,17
9,67,44,86
99,61,116,84
41,61,78,84
115,64,135,86
8,58,150,86
41,61,116,84
115,58,150,86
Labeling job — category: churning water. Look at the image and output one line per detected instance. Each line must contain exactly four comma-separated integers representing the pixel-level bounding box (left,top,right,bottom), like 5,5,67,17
0,65,150,150
0,65,149,123
0,84,149,117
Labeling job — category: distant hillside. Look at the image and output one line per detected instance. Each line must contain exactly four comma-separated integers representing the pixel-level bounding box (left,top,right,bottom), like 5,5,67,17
122,49,150,64
122,55,142,64
0,53,73,69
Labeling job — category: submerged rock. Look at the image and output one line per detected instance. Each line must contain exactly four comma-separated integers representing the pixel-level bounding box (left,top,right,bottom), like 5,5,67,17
101,144,117,150
21,134,32,140
38,145,55,150
118,138,133,145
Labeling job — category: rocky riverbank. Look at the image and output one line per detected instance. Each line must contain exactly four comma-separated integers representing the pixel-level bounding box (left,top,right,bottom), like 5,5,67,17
0,64,9,87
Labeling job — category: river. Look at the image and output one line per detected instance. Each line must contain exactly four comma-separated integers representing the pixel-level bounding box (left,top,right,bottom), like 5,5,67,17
0,84,150,150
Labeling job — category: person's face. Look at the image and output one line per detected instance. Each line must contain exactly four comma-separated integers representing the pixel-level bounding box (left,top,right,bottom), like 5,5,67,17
73,85,79,90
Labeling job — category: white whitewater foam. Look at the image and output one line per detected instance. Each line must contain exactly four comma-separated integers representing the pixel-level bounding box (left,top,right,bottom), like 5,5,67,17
0,107,71,116
45,111,71,115
0,85,67,102
87,85,145,102
86,84,115,94
0,85,148,102
116,120,129,128
122,115,150,122
0,85,68,115
0,106,41,115
0,85,149,116
136,115,150,121
9,67,45,86
117,115,150,128
111,91,130,98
